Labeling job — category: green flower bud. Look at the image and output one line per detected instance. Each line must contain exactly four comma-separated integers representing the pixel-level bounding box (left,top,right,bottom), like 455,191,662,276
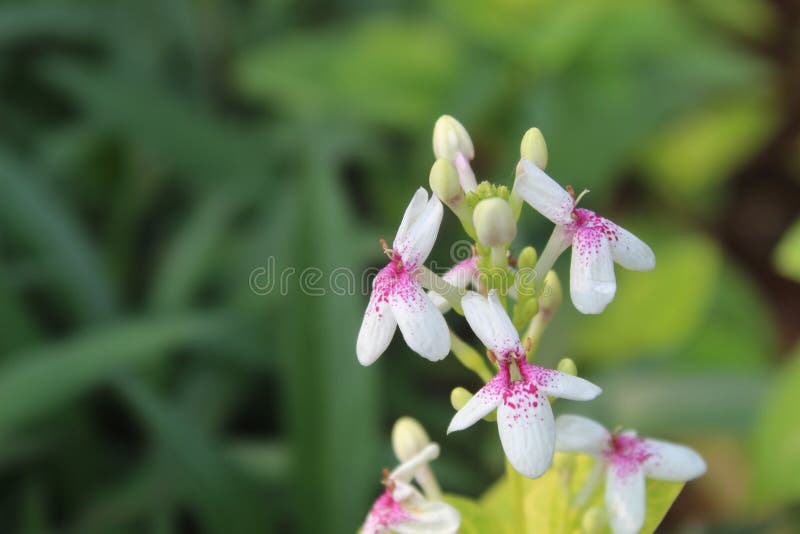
556,357,577,377
450,387,473,411
429,159,462,203
473,197,517,247
391,417,432,463
517,246,538,270
433,115,474,161
520,127,548,170
538,270,562,313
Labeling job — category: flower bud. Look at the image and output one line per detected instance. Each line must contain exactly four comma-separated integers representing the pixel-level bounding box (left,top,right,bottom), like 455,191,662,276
517,246,538,270
429,159,462,203
450,387,473,412
433,115,474,161
556,357,577,377
392,417,432,463
520,127,548,170
538,270,562,313
473,197,517,247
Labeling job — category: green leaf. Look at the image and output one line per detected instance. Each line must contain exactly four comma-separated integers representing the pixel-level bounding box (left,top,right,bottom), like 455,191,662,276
573,231,721,363
444,494,509,534
640,92,777,208
118,379,268,534
773,217,800,282
0,314,223,439
235,17,463,128
752,348,800,507
0,150,116,322
479,453,684,534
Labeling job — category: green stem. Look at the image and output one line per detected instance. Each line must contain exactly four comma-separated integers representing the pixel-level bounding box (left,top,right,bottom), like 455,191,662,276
415,266,464,314
449,331,494,383
532,225,571,296
506,460,527,532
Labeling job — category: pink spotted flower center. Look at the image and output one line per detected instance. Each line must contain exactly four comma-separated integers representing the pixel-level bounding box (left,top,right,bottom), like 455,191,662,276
605,433,652,478
364,489,411,532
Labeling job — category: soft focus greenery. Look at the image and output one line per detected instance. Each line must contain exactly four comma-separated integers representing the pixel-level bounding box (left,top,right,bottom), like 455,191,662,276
0,0,798,533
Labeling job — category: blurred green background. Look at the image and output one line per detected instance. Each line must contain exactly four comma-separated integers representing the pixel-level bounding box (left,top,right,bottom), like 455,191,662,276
1,0,799,532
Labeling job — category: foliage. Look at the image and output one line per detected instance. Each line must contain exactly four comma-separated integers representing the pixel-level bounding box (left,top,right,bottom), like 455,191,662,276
0,0,796,532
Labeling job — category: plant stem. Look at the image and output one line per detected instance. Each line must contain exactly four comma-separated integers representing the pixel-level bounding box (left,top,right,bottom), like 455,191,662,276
506,460,527,532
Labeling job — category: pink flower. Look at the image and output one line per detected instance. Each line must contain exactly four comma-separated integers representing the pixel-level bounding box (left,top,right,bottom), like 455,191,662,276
513,159,655,314
362,444,460,534
555,415,706,534
447,291,602,478
357,188,450,365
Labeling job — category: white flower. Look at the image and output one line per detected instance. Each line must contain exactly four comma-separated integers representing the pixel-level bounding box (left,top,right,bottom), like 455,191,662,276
447,291,602,478
513,159,655,314
362,443,460,534
427,256,479,312
357,188,450,365
555,415,707,534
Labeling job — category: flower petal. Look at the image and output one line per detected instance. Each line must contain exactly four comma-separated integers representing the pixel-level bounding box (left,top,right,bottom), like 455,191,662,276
357,265,398,366
522,364,603,401
461,290,523,359
609,222,656,271
570,225,616,314
394,192,443,269
388,274,449,361
394,188,429,248
390,443,440,483
497,381,555,479
605,464,646,534
447,370,509,433
394,499,461,534
555,415,610,455
513,159,574,225
641,438,706,482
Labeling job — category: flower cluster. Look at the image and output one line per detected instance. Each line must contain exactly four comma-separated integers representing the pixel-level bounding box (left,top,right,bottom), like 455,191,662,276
357,116,705,534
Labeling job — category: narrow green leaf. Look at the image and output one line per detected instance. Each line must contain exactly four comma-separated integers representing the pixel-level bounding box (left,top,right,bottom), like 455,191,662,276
0,314,223,438
0,150,116,322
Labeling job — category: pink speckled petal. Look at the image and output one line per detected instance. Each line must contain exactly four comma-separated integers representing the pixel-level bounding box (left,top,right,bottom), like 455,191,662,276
357,266,398,366
394,193,443,269
513,159,574,225
555,415,610,455
529,365,603,401
497,381,555,479
641,438,706,482
447,370,509,433
389,278,449,361
605,464,646,534
609,221,656,272
461,290,523,359
362,486,413,534
570,226,616,314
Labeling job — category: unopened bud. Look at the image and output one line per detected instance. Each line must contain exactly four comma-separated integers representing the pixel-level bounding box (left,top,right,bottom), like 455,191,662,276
556,357,577,377
433,115,474,161
517,246,538,270
450,387,473,411
520,127,548,170
429,159,462,203
538,270,562,312
473,197,517,247
392,417,432,463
